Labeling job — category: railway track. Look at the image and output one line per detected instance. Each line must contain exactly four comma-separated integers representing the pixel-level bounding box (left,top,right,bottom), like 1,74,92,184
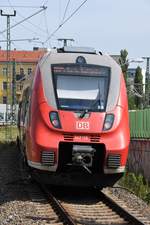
31,173,150,225
1,143,149,224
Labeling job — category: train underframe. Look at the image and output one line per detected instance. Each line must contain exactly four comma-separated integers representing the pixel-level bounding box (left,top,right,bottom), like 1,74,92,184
23,140,125,188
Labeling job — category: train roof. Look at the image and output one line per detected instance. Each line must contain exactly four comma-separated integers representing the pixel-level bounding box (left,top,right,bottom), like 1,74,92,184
39,47,119,68
38,46,122,112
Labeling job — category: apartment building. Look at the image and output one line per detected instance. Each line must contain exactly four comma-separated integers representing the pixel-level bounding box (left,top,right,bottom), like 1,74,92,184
0,48,46,104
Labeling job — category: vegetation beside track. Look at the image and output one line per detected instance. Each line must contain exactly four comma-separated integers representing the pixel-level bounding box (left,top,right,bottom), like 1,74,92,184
1,126,150,206
0,126,18,143
119,172,150,204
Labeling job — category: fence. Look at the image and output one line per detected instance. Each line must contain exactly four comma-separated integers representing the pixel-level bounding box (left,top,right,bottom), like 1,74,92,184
129,109,150,181
129,109,150,139
0,104,18,125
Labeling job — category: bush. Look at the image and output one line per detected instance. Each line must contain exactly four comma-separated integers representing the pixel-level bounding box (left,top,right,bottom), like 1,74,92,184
119,172,150,204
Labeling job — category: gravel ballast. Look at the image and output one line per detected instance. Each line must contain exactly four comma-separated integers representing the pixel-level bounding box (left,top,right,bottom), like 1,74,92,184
107,185,150,220
0,142,57,225
0,142,150,224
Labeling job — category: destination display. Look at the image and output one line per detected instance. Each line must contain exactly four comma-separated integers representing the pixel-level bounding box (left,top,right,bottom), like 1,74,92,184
52,64,110,76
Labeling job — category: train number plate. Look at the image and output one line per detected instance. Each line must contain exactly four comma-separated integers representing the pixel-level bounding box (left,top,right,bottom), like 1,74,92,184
76,121,89,130
74,135,89,141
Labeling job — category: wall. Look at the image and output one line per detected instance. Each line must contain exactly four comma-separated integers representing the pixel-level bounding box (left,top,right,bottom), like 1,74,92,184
128,139,150,182
128,109,150,182
0,61,36,104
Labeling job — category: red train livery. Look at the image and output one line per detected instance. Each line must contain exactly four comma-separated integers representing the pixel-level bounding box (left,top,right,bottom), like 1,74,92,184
18,46,130,188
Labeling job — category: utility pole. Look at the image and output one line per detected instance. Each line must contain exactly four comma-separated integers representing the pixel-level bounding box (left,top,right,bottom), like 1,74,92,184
142,57,150,107
0,10,16,141
12,59,16,117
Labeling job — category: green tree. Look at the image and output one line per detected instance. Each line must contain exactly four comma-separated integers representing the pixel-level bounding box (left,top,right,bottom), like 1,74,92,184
119,49,129,84
128,95,137,110
134,66,143,109
118,49,136,109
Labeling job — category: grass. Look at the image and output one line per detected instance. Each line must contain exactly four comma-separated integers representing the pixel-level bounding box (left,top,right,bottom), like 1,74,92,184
119,172,150,204
0,126,18,143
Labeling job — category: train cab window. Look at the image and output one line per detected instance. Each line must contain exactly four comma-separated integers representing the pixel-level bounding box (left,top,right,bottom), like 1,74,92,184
52,64,110,112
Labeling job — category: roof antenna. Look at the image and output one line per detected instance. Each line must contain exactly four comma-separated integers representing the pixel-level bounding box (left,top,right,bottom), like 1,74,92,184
58,38,74,47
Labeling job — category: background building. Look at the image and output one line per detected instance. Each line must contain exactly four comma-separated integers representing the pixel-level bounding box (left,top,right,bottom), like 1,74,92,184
127,62,146,93
0,47,46,104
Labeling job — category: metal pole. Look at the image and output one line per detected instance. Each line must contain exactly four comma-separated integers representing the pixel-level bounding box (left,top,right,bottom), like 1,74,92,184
0,10,16,141
12,59,16,124
142,57,150,107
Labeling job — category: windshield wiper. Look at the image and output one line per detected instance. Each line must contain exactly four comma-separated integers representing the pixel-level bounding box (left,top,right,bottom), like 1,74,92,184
79,82,102,118
80,109,89,118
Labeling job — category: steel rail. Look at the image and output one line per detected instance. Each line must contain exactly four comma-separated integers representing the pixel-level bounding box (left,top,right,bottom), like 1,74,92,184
99,191,146,225
31,172,147,225
32,174,76,225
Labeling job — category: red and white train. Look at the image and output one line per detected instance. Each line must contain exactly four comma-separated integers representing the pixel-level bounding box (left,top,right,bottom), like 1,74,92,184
18,46,130,187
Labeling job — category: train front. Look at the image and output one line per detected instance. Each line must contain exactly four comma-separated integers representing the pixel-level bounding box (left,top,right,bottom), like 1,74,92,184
28,47,130,187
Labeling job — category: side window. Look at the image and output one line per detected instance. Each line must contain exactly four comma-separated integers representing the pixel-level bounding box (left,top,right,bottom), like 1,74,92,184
17,101,22,127
22,87,30,124
21,95,26,123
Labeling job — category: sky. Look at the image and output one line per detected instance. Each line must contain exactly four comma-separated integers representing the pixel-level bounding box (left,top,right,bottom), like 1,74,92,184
0,0,150,59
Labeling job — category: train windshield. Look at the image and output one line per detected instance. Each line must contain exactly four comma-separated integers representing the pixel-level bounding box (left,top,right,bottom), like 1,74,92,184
52,64,110,112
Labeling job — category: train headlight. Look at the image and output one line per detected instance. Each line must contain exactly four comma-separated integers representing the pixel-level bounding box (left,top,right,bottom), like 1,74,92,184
49,111,61,129
103,114,114,131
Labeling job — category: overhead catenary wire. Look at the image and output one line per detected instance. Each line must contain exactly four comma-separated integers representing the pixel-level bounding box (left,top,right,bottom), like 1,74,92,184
5,0,43,39
43,8,51,48
0,6,47,35
44,0,88,43
41,0,49,6
61,0,71,24
0,5,44,8
0,38,39,43
7,0,48,34
0,29,19,51
1,1,49,50
2,36,16,51
0,25,39,75
0,2,45,50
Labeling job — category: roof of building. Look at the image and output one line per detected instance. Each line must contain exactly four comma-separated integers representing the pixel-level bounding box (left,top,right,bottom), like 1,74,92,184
0,49,46,63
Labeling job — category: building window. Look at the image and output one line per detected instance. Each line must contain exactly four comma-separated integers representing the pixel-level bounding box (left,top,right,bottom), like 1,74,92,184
20,68,24,75
3,68,7,76
3,81,7,90
16,74,22,81
28,68,32,75
0,112,4,122
3,96,7,104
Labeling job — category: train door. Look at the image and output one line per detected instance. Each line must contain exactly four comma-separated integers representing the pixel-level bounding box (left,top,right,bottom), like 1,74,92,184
19,87,30,149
